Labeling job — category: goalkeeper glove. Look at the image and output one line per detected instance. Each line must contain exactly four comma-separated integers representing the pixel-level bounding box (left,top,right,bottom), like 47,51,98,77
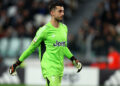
9,60,22,76
70,56,82,73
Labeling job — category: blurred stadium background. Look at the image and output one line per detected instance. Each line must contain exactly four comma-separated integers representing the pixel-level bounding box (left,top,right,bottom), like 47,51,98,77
0,0,120,86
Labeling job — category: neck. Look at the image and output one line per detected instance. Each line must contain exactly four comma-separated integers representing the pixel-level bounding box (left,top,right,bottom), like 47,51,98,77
50,17,59,28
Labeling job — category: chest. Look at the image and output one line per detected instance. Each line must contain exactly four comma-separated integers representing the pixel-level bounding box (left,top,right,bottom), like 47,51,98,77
46,28,67,43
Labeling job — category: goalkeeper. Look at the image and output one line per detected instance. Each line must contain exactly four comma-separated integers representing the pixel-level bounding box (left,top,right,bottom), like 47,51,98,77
9,1,82,86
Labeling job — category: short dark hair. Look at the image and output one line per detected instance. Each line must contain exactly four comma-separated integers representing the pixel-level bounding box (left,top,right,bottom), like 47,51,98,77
49,0,64,12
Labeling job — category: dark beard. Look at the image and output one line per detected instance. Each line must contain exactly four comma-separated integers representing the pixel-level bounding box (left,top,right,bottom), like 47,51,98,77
55,18,63,22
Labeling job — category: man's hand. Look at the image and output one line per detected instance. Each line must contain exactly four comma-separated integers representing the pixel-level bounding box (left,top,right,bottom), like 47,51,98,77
70,56,82,73
9,65,17,76
73,60,82,73
9,60,22,76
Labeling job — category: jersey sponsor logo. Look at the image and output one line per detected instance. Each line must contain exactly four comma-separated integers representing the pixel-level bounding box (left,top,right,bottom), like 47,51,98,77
53,40,65,46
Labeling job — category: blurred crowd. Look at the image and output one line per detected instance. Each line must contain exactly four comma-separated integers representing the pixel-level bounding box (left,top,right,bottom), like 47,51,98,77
91,0,120,56
69,0,120,58
0,0,120,61
0,0,120,70
0,0,78,38
68,0,120,69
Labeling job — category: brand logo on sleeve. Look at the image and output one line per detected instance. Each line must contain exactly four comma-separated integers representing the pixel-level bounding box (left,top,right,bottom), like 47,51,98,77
53,40,65,46
33,38,37,43
52,34,55,37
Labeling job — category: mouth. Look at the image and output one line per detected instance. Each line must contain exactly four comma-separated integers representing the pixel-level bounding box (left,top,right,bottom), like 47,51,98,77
61,16,64,18
60,16,63,19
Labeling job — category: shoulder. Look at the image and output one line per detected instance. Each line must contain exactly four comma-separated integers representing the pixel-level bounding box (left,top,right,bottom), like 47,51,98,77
36,25,48,36
60,22,68,32
38,25,48,31
60,22,67,28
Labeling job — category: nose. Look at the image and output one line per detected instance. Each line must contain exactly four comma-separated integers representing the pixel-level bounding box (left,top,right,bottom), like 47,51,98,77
61,12,64,16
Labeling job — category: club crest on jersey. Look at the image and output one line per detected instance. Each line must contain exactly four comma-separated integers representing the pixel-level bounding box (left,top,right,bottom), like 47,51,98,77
33,38,37,43
53,40,65,46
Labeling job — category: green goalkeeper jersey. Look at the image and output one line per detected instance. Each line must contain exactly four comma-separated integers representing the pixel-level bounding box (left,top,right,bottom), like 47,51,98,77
19,22,73,77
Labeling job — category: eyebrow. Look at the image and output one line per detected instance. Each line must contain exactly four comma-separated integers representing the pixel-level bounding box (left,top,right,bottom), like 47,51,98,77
59,9,64,11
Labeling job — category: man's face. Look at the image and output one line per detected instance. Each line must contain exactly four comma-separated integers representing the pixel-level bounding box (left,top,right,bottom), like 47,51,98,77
51,6,64,21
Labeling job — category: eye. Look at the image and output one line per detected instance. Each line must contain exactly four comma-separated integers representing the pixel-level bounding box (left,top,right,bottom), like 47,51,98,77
59,10,64,13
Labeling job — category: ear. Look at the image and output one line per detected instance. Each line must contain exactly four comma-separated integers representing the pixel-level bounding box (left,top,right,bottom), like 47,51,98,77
50,10,54,16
